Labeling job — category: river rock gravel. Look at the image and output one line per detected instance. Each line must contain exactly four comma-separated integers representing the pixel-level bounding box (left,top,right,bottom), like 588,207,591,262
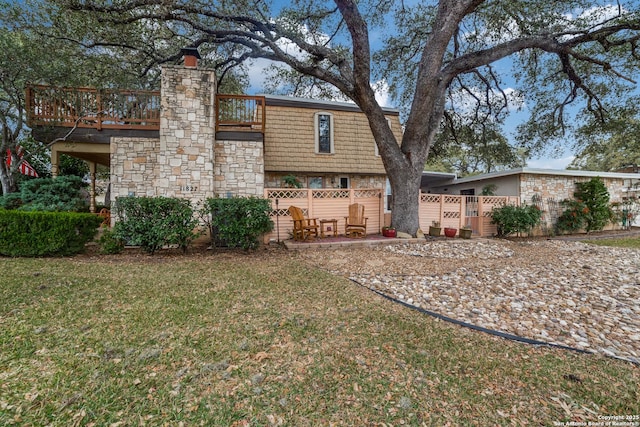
294,238,640,364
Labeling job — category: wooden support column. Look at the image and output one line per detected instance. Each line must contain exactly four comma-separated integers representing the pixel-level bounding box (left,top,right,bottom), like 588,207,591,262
89,161,96,213
51,147,60,177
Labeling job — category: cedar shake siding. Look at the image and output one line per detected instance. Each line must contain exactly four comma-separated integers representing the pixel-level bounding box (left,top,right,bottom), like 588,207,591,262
262,96,402,176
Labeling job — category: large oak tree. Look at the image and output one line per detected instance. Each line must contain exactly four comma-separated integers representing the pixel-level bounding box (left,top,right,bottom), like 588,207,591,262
59,0,640,235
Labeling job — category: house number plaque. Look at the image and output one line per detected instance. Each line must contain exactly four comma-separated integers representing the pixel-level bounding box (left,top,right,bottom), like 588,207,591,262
180,185,198,192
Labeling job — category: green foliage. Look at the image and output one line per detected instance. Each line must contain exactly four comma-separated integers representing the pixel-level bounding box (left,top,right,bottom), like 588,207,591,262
0,192,24,210
426,118,525,176
611,198,640,229
0,176,89,212
569,102,640,171
555,199,587,234
97,229,125,254
490,204,542,237
282,174,302,188
202,197,274,250
556,177,613,234
481,184,497,196
0,209,101,256
112,196,201,254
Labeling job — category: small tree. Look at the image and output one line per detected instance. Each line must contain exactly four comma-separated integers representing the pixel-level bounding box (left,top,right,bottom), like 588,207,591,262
556,177,612,234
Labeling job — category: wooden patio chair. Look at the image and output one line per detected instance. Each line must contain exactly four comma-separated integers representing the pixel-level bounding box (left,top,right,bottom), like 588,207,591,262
98,208,111,228
344,203,367,238
288,206,319,241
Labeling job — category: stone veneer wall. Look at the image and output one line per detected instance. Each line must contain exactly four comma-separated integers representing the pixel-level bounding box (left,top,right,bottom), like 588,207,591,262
519,173,626,203
157,65,216,204
111,137,160,199
520,173,627,231
111,64,266,204
214,139,264,196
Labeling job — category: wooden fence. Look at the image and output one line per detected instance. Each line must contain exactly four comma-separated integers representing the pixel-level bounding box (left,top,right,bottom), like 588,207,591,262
419,194,520,237
264,189,519,241
264,188,384,242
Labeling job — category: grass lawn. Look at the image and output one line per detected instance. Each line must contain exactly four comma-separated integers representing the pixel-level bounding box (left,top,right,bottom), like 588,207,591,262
585,234,640,249
1,249,638,426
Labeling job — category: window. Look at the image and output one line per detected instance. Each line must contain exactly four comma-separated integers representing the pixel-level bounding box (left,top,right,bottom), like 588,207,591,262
385,178,392,212
308,177,323,188
339,177,349,189
315,112,334,154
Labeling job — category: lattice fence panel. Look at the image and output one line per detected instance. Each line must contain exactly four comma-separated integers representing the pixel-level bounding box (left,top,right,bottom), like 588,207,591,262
355,189,381,198
421,194,441,204
312,190,350,199
267,189,308,199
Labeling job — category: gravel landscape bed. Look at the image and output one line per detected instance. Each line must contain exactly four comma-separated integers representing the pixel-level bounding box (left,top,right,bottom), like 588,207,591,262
295,238,640,364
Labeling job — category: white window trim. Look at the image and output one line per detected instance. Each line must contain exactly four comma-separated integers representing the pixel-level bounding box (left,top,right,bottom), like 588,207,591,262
314,112,334,154
385,178,392,213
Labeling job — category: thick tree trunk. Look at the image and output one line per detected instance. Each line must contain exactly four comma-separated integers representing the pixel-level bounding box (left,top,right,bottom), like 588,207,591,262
388,165,423,236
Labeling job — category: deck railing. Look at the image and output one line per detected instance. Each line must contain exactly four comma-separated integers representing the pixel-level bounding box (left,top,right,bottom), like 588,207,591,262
26,85,161,131
26,85,266,134
215,94,265,133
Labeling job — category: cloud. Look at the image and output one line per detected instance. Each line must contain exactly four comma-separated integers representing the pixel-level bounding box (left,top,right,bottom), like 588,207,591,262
527,155,575,170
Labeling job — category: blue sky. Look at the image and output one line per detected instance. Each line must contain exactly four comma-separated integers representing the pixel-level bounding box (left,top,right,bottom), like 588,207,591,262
239,1,640,171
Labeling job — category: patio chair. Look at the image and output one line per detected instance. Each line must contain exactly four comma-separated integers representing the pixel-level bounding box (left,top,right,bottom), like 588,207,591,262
344,203,367,238
288,206,319,241
98,208,111,228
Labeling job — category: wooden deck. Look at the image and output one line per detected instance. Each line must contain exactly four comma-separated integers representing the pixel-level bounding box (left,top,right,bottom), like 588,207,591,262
26,84,265,134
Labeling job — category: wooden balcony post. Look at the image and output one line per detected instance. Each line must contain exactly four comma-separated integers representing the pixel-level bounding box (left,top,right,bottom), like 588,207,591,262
96,90,102,131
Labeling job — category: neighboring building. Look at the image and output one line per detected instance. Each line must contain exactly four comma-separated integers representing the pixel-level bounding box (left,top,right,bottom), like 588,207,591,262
421,167,640,228
421,168,639,203
27,54,402,211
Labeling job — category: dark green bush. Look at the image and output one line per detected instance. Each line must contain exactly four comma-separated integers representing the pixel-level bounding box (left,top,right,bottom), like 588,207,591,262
556,177,613,234
490,204,542,237
0,209,101,257
98,229,125,254
0,176,89,212
202,197,274,250
112,196,201,254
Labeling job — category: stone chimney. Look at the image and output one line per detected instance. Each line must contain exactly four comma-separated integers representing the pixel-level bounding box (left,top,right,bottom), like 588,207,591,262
180,47,201,68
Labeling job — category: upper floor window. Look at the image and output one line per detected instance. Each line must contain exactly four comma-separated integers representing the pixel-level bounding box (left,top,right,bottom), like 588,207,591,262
315,112,334,154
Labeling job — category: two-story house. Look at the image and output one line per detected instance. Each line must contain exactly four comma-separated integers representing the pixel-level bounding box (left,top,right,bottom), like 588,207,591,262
27,52,402,216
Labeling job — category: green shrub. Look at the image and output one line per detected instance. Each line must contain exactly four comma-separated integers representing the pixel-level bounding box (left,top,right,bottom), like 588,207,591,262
202,197,274,250
0,176,89,212
0,209,101,257
98,229,125,254
0,192,24,210
112,196,201,254
490,204,542,237
556,177,613,234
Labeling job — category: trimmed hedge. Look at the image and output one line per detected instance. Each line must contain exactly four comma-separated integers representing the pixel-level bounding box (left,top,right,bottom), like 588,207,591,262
202,197,274,250
0,210,101,257
112,196,201,254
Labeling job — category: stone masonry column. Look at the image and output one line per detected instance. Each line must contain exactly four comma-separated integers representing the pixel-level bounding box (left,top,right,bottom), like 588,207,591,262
158,63,217,204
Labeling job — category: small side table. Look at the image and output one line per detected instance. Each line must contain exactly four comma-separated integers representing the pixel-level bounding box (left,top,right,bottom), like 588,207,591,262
319,219,338,238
